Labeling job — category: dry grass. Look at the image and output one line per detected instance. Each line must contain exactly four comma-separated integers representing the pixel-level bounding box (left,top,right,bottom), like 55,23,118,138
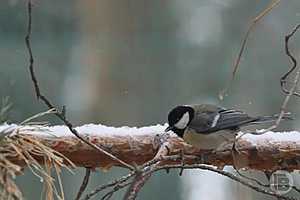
0,125,75,200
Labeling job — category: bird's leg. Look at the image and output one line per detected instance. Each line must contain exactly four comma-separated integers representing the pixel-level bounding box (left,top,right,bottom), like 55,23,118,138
231,132,252,169
196,150,212,164
232,139,240,154
231,141,240,170
232,131,250,156
229,128,241,154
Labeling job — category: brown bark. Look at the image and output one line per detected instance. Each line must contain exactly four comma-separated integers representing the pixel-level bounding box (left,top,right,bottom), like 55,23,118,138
2,124,300,171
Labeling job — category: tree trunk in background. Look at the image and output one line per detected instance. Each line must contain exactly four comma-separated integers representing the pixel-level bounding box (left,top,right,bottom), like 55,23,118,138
66,0,178,126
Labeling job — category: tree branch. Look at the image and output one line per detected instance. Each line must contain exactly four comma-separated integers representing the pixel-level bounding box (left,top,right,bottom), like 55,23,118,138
74,168,91,200
153,164,296,200
24,0,133,171
281,24,300,97
1,123,300,171
122,134,176,200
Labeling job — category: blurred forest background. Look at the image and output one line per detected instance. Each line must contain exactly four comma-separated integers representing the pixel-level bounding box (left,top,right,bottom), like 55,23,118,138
1,0,300,199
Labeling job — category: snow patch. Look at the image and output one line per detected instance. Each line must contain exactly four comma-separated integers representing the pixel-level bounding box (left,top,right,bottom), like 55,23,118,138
1,124,300,142
0,123,169,137
240,130,300,145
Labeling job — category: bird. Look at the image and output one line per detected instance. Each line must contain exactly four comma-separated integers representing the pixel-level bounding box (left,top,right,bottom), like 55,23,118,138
165,104,291,150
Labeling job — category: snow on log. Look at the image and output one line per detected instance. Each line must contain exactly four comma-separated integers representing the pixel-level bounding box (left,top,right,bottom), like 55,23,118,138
1,123,300,171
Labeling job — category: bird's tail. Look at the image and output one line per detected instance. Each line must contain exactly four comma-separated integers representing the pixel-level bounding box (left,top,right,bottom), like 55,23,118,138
251,112,293,124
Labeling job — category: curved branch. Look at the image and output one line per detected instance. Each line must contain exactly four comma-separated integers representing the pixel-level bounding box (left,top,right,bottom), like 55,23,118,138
281,24,300,96
24,0,133,170
154,164,296,200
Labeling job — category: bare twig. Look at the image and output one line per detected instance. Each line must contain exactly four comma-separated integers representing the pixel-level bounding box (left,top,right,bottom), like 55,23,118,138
236,169,300,195
220,0,281,99
264,24,300,132
235,169,269,187
154,164,296,200
281,24,300,97
265,70,300,132
83,171,136,200
24,0,133,170
123,139,173,200
75,168,91,200
20,108,57,125
122,172,151,200
292,186,300,194
124,152,297,200
101,182,132,200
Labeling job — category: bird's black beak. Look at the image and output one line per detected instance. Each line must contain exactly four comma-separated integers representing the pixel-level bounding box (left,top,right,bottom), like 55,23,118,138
165,126,173,132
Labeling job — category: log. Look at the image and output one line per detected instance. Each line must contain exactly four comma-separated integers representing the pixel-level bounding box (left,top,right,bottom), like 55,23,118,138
1,123,300,171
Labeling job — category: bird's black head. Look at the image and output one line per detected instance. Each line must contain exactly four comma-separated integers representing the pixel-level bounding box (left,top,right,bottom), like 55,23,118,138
165,105,194,137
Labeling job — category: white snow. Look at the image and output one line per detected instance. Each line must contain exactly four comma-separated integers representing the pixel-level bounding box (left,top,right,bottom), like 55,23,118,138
0,123,169,137
1,123,300,143
240,130,300,145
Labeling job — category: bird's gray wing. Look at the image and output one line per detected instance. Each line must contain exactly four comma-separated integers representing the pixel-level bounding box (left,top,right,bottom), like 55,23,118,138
188,104,256,134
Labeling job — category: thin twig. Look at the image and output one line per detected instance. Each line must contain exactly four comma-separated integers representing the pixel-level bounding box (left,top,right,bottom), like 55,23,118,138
281,24,300,97
264,24,300,132
235,169,269,187
127,156,296,200
122,140,173,200
154,164,296,200
83,171,136,200
122,172,150,200
75,168,91,200
220,0,281,99
24,0,133,170
292,186,300,194
124,151,298,200
265,70,300,131
101,182,132,200
20,108,57,125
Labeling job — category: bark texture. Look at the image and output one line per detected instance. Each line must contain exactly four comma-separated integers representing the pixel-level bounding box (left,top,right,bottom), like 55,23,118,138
1,124,300,171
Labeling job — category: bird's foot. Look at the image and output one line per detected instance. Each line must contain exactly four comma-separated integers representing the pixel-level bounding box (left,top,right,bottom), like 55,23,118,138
196,150,213,164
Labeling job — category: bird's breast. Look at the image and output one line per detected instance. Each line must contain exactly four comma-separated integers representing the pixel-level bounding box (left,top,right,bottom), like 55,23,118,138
183,128,237,150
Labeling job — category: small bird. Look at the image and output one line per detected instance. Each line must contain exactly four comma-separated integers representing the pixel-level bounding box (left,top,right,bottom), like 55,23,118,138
165,104,291,150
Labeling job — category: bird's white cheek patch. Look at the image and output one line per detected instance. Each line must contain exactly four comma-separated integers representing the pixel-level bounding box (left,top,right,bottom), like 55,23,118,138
174,112,190,129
